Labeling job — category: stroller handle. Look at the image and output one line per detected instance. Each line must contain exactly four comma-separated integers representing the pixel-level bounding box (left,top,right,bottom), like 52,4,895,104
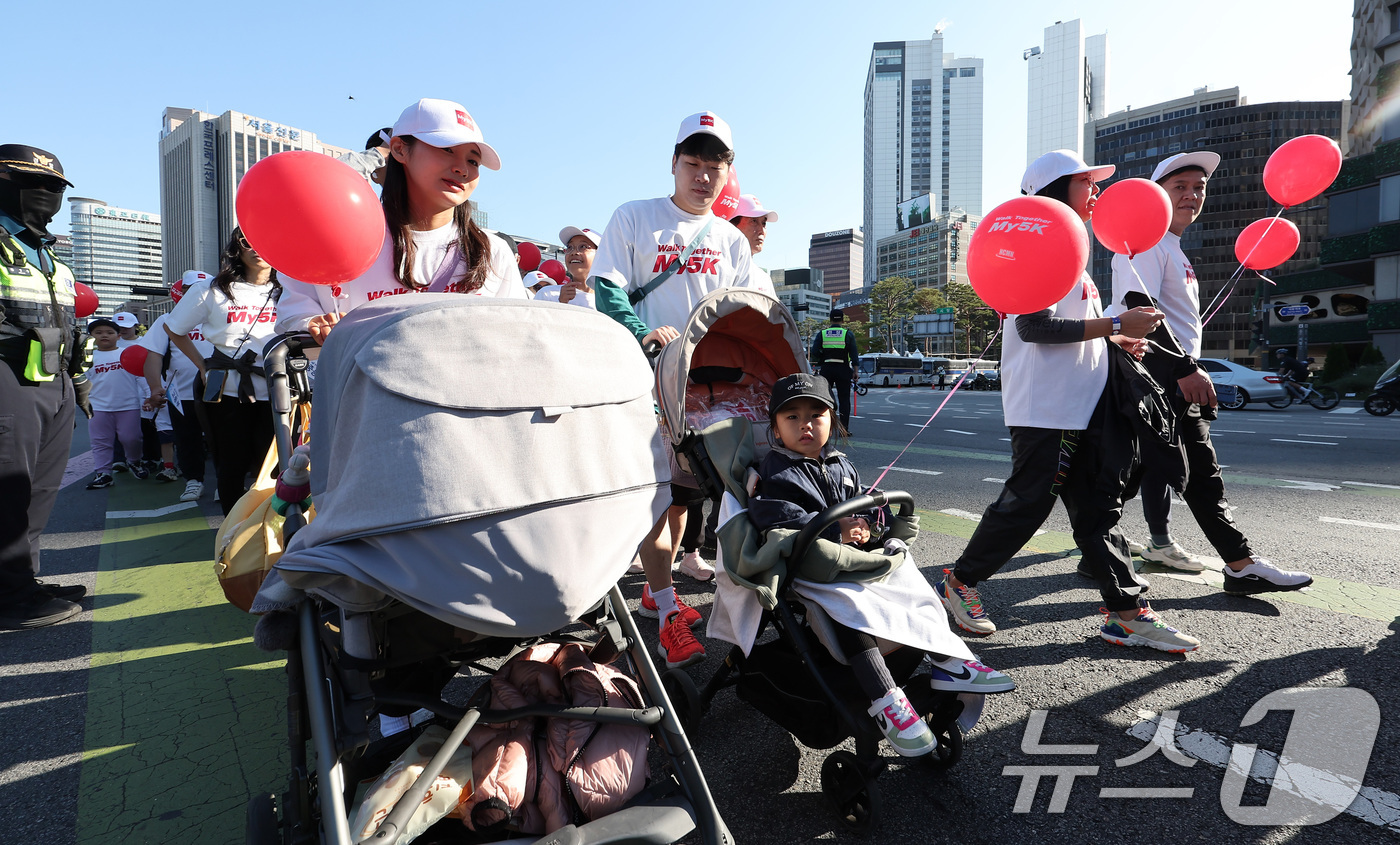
788,490,915,566
263,331,320,475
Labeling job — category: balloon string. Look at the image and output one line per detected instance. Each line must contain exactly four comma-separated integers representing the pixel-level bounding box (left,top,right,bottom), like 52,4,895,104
1123,246,1155,302
864,325,1004,493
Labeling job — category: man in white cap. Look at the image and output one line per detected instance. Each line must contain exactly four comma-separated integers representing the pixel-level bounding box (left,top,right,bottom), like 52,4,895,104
533,226,599,308
729,194,778,296
592,111,765,670
1108,152,1312,597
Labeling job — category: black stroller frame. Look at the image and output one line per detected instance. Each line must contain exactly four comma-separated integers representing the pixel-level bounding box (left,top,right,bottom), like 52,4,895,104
669,488,967,835
251,332,732,845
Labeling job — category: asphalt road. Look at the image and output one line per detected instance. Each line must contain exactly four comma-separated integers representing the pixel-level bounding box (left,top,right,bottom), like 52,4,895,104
3,389,1398,844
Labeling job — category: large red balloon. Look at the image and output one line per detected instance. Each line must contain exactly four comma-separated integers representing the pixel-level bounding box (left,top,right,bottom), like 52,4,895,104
73,282,99,319
119,344,149,376
1091,178,1172,257
539,258,567,283
967,196,1090,314
1234,217,1300,270
1263,135,1342,208
712,165,740,219
235,151,385,285
517,241,542,273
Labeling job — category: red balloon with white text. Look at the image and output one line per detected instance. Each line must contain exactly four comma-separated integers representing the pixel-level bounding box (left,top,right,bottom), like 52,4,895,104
967,196,1089,314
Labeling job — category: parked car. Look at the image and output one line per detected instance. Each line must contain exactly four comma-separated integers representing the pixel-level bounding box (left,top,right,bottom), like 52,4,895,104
1198,358,1288,409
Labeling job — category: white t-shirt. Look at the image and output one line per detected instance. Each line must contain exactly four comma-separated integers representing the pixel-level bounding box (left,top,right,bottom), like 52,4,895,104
1107,233,1202,358
164,279,280,401
138,313,217,403
88,348,143,413
747,264,777,297
533,286,595,309
276,224,527,332
1000,272,1108,430
590,197,756,333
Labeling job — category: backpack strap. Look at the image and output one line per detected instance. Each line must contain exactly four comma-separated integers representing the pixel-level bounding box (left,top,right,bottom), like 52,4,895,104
628,216,715,307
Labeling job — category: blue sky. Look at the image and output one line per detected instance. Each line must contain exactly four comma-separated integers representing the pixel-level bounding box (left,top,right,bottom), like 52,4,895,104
25,1,1352,272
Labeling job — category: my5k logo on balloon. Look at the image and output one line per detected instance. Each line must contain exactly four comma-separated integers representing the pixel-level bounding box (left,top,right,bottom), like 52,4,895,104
987,218,1049,235
1003,687,1381,826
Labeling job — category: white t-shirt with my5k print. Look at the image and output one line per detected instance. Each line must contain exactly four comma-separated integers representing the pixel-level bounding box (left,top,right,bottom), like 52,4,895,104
590,197,756,334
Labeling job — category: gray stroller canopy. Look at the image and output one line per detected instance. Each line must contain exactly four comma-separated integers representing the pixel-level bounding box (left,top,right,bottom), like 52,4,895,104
275,296,669,637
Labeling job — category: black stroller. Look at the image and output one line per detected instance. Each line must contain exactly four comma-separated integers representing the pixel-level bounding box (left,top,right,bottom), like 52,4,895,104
248,297,732,845
650,289,977,833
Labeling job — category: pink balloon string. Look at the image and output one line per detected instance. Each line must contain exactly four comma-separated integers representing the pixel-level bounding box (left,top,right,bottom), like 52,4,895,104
864,324,1004,493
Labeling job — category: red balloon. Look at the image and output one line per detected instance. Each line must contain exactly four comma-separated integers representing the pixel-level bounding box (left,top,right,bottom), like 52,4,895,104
712,164,740,219
1234,217,1300,270
517,241,542,273
967,196,1090,314
1091,178,1172,256
73,282,99,319
119,344,149,376
539,258,567,283
235,151,385,285
1263,135,1342,207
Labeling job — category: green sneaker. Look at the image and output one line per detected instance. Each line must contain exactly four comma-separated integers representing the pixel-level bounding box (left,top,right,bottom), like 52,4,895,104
1099,601,1199,653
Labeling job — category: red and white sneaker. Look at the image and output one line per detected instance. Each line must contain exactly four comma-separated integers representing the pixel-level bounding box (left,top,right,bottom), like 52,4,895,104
640,584,703,629
658,611,706,669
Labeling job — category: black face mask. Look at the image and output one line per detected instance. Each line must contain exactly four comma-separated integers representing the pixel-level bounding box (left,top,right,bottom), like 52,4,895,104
0,175,65,245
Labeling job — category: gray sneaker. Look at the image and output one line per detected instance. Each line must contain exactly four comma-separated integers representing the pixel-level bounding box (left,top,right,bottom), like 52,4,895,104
1141,541,1206,572
936,569,996,635
1099,601,1200,653
154,467,180,483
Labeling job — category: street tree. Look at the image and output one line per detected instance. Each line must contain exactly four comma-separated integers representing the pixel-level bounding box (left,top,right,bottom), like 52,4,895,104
945,282,1001,357
869,276,917,353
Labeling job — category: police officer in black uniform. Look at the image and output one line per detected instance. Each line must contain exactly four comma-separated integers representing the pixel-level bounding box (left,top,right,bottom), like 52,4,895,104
0,144,90,630
810,308,859,432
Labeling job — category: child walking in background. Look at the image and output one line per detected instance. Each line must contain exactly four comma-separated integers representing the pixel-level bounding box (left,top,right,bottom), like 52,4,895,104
748,373,1015,757
84,318,148,489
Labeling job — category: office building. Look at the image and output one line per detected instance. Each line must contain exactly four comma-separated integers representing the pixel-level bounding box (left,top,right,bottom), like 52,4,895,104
67,198,163,315
159,108,351,284
770,268,832,325
1086,89,1345,361
51,234,73,269
1025,19,1109,164
864,29,983,287
808,229,864,296
873,208,979,292
1348,0,1400,156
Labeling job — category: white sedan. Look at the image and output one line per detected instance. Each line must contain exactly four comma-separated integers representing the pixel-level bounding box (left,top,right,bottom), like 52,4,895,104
1198,358,1289,409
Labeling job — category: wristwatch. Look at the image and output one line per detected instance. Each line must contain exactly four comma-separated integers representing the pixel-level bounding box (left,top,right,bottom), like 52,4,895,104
1111,316,1122,335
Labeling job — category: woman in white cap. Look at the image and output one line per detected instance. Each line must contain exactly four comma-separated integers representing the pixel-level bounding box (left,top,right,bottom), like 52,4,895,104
934,150,1203,654
277,98,526,341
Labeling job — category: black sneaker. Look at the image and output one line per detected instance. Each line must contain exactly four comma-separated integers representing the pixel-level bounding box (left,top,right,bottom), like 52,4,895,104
86,473,114,489
38,581,86,601
130,462,150,480
111,462,128,473
0,594,81,630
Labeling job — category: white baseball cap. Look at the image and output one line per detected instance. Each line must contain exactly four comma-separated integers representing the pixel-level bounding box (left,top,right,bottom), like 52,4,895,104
391,98,501,171
1151,151,1221,183
1021,149,1115,196
558,226,601,248
113,312,139,328
675,111,734,151
733,194,778,222
523,270,553,289
181,270,212,287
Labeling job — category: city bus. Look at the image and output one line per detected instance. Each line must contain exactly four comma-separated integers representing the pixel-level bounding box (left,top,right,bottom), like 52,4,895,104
856,353,927,388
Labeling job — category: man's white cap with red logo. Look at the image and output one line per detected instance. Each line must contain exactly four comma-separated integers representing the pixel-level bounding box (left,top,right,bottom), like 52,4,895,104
172,270,212,304
1151,151,1221,183
523,270,553,289
391,98,501,171
558,226,601,248
733,194,778,222
675,111,734,151
113,312,139,328
1021,149,1115,196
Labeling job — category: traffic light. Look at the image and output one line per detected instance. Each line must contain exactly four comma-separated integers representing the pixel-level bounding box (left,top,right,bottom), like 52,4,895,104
1249,313,1269,352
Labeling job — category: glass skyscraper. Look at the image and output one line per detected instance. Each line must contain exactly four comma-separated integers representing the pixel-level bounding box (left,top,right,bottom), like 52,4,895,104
67,199,163,315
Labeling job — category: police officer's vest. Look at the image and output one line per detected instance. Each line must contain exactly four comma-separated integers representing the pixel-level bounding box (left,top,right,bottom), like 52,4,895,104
1,228,78,381
818,327,849,365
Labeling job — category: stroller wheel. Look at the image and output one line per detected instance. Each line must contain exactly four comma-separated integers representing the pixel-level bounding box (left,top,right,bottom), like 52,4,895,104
246,792,280,845
922,718,964,771
821,750,882,833
662,668,703,738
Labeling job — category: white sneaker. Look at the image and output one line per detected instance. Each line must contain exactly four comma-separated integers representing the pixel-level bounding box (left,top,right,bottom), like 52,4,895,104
180,480,204,502
1126,538,1147,557
1140,540,1207,572
678,551,715,582
1223,557,1313,595
868,688,936,757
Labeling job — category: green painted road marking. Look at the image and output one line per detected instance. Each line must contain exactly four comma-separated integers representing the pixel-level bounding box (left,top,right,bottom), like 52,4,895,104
78,482,286,844
914,507,1400,624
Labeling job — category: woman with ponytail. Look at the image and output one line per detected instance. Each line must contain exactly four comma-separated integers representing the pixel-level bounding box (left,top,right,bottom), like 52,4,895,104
277,98,526,341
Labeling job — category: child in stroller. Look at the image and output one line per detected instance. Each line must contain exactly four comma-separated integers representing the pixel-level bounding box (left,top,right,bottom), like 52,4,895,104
746,373,1015,758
